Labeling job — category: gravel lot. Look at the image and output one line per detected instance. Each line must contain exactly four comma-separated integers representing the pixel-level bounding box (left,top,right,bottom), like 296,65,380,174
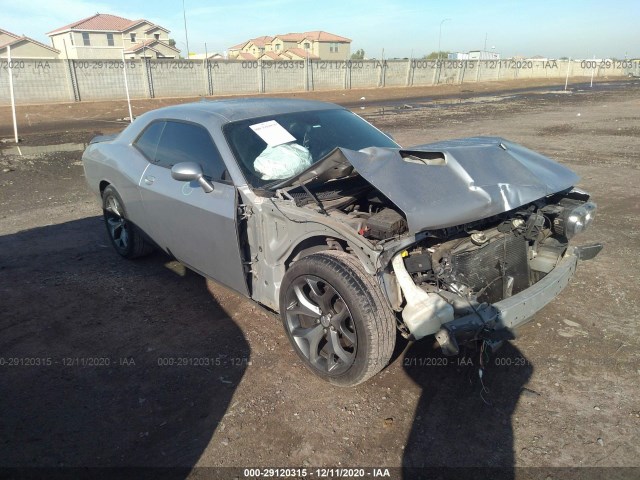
1,78,639,479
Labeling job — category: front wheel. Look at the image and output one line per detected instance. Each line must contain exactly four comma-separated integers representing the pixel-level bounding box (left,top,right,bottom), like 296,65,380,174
279,250,396,386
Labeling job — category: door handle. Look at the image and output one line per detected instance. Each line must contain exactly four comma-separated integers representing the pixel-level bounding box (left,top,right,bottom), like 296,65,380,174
144,175,155,185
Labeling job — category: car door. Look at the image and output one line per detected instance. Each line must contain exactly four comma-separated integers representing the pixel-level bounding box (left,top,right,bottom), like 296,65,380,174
136,120,249,296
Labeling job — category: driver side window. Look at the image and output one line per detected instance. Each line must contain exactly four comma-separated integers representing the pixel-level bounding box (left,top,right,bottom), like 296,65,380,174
135,120,229,182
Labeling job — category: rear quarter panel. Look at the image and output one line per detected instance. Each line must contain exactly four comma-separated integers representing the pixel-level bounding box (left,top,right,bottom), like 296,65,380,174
82,141,150,229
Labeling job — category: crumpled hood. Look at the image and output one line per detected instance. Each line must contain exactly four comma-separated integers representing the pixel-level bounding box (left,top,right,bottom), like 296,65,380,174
341,137,579,233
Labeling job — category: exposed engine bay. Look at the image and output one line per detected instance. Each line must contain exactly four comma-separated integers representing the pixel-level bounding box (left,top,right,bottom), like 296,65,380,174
280,176,409,241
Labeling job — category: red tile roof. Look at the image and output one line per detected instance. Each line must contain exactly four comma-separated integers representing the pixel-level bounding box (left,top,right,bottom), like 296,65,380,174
304,31,351,42
230,35,273,51
145,25,169,34
228,41,249,51
47,13,160,35
238,52,257,60
125,39,180,53
276,31,351,43
230,30,350,51
260,51,280,60
0,35,59,53
249,35,273,48
0,28,19,39
283,48,319,59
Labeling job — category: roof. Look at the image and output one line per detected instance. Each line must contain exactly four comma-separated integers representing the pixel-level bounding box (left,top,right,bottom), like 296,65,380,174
0,35,60,53
238,52,257,60
259,51,280,60
0,28,19,39
47,13,164,35
142,98,340,124
230,30,350,50
248,35,273,48
276,31,351,43
145,25,169,33
283,48,319,60
125,39,180,54
228,40,249,51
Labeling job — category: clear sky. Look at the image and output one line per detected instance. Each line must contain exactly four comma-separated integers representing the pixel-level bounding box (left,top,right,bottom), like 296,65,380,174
2,0,638,59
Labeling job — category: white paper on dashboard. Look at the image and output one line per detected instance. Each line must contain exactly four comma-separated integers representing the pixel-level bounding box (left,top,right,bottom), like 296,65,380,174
249,120,297,146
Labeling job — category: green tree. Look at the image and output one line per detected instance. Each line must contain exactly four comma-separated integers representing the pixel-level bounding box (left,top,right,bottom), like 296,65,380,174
351,48,365,60
422,50,450,60
168,38,177,47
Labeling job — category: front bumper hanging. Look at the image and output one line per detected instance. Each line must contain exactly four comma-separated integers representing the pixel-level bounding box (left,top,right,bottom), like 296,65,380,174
435,243,603,356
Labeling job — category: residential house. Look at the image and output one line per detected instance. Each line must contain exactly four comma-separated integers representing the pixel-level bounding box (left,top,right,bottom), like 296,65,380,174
229,31,350,61
47,13,180,59
0,28,60,58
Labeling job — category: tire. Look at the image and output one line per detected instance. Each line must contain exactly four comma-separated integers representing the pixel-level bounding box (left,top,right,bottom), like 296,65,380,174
102,185,153,259
279,250,396,386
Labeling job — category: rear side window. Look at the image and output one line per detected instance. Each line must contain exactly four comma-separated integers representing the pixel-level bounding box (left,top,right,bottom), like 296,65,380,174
155,121,227,181
134,121,165,161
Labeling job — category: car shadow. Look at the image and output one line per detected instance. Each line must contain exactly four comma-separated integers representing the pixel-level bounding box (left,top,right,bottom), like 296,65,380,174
0,216,249,476
400,336,533,480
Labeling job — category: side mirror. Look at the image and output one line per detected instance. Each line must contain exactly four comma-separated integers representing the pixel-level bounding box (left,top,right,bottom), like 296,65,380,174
171,162,214,193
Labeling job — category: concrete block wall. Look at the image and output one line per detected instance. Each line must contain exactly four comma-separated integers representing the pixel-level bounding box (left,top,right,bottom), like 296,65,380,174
410,61,439,86
149,60,207,98
73,60,146,101
262,61,305,92
212,61,260,94
308,60,346,90
384,61,410,87
349,62,382,88
0,58,635,106
0,59,71,103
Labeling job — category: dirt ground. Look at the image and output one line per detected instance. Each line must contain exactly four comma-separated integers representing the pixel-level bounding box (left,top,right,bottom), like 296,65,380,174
0,78,639,479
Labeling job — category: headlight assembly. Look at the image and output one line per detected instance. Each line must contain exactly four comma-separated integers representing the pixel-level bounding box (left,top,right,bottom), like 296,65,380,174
554,201,597,239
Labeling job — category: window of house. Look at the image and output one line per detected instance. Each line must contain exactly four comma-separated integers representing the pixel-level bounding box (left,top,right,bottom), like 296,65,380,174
130,33,136,42
330,43,338,53
153,121,227,181
304,42,310,50
106,33,114,46
69,32,74,46
82,32,90,46
275,44,280,51
154,33,160,40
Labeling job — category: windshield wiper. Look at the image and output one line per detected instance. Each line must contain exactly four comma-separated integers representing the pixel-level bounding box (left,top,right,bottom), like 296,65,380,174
300,184,328,215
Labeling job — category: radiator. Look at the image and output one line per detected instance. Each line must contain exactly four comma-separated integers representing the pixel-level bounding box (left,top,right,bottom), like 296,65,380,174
450,233,530,304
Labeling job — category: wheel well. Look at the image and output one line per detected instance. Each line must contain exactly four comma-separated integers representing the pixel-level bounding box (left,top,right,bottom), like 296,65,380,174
285,236,347,269
99,181,110,196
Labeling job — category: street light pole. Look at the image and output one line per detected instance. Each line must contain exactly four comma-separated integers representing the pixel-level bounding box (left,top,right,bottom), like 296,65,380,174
182,0,190,58
438,18,451,60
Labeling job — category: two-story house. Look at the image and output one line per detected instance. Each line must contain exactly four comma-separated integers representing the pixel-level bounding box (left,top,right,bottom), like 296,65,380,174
228,31,350,61
47,13,180,60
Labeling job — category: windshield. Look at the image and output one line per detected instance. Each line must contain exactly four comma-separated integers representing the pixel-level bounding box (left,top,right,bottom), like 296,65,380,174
223,108,399,188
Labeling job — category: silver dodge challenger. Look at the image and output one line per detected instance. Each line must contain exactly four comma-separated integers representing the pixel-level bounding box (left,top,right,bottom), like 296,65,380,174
83,98,602,386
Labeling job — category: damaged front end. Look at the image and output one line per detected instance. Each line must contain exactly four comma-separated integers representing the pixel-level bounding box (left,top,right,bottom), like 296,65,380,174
387,190,602,355
271,137,602,356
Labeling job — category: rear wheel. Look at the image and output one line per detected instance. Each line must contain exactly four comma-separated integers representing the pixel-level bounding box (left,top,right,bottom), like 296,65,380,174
102,185,153,259
280,250,396,386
